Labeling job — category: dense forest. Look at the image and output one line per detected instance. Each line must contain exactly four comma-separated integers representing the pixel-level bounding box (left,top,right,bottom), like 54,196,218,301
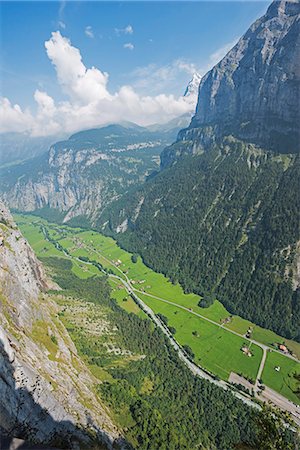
43,256,298,450
98,138,300,341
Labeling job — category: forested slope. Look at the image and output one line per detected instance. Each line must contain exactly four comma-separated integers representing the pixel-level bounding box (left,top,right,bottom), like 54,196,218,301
98,0,300,341
99,138,300,341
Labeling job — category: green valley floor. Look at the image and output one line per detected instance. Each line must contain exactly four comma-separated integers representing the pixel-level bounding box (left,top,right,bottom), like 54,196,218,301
15,213,300,407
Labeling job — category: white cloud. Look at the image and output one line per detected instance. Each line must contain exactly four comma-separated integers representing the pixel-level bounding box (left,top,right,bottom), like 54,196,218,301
45,32,109,104
58,21,66,30
131,59,200,95
85,25,94,39
0,31,195,136
124,25,133,34
0,98,33,133
57,1,66,30
209,39,238,66
115,24,134,36
123,42,134,51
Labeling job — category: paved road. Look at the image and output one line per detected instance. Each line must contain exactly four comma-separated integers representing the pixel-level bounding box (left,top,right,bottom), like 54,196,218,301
259,387,300,427
39,226,300,423
134,289,299,364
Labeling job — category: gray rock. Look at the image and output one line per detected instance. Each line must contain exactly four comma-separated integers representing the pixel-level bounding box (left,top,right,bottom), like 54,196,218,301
0,202,123,448
162,0,300,168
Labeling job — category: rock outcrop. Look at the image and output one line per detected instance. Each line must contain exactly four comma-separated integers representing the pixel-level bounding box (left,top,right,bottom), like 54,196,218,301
0,123,179,223
0,201,123,448
161,0,300,168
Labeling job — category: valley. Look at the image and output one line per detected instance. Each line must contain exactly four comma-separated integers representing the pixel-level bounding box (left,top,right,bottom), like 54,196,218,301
14,213,300,420
1,1,300,447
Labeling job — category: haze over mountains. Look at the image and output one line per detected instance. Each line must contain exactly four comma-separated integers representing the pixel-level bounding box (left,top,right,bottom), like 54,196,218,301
0,1,300,448
1,1,299,343
0,115,191,223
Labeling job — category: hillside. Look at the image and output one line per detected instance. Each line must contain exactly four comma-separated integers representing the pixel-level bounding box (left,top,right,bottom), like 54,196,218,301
97,1,300,341
0,201,123,448
161,0,300,170
0,120,189,224
1,204,289,450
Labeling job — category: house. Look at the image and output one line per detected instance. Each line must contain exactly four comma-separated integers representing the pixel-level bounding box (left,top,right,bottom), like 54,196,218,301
279,344,288,353
241,346,252,357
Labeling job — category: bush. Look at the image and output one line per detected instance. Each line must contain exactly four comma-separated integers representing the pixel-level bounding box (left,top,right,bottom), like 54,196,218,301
131,254,138,264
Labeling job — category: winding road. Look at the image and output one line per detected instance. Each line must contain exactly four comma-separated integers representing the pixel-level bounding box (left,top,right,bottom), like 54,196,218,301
39,224,300,425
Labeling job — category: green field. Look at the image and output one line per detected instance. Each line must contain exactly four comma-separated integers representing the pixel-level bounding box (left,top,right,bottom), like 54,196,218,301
138,293,262,381
14,213,300,402
262,351,300,404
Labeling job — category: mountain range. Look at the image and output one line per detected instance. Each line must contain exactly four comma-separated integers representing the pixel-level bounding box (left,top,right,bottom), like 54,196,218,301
97,0,300,341
0,116,191,224
1,1,299,339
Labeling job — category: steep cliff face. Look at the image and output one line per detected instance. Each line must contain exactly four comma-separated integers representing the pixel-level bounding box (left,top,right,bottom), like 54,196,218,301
0,123,180,223
0,201,122,448
96,2,300,341
161,0,300,169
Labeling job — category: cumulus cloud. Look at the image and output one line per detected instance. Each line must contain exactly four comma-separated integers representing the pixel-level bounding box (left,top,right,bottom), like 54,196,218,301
0,31,195,136
0,98,33,133
123,42,134,50
45,31,110,104
85,25,94,39
131,59,200,95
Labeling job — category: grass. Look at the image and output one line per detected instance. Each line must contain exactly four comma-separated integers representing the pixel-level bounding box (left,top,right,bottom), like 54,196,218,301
14,213,300,400
31,319,59,361
139,293,262,382
109,279,147,319
262,351,300,405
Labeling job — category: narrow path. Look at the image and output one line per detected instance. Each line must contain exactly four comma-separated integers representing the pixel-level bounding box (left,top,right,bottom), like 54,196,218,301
38,224,300,423
133,289,299,364
255,347,267,391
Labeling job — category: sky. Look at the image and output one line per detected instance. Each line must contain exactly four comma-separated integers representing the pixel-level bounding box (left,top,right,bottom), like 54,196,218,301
0,1,270,136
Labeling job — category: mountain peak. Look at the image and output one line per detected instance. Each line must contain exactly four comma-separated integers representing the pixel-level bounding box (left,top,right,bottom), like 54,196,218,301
187,0,300,153
183,72,201,100
266,0,300,18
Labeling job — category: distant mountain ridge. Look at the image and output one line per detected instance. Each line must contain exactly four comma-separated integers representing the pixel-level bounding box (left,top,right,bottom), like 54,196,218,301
0,118,189,223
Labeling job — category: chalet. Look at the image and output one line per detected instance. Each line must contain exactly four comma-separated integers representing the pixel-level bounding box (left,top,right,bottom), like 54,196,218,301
114,259,122,267
278,344,288,353
241,346,252,357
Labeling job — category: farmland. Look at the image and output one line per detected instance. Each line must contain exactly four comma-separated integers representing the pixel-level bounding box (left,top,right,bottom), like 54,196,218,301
14,213,300,405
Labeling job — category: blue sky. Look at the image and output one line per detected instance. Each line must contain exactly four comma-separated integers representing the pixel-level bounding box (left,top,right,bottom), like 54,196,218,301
0,1,270,135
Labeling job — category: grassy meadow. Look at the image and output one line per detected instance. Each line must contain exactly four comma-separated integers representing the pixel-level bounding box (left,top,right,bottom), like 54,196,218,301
14,213,300,403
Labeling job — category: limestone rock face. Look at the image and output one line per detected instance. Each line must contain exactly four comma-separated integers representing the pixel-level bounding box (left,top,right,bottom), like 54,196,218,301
0,202,122,448
161,0,300,168
0,124,171,223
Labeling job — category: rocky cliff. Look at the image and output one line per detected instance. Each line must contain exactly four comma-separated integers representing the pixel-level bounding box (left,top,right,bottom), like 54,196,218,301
96,3,300,342
0,201,123,448
161,0,300,169
0,123,181,224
